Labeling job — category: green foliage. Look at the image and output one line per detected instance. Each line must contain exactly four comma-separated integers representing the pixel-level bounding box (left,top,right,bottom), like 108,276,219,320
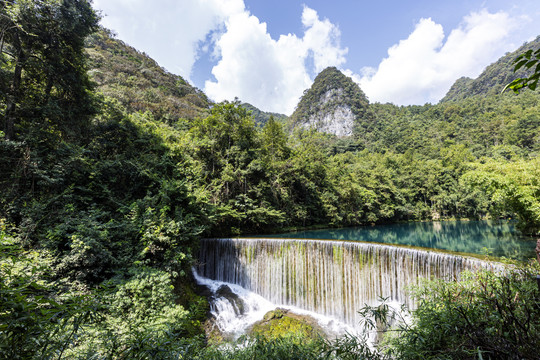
194,331,385,360
1,0,100,141
0,96,208,282
50,210,118,284
194,336,327,360
1,229,208,360
381,266,540,360
241,102,288,126
462,157,540,235
365,91,540,158
260,116,290,162
187,101,289,233
0,229,96,360
66,266,191,359
505,47,540,93
323,333,388,360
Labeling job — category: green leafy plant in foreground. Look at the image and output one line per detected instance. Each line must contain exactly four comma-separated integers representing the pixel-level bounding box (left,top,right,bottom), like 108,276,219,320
505,48,540,93
1,223,208,360
0,227,97,360
195,328,389,360
57,265,208,359
380,266,540,360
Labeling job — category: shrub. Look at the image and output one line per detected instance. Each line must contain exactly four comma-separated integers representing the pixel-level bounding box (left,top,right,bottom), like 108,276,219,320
382,265,540,360
0,228,95,360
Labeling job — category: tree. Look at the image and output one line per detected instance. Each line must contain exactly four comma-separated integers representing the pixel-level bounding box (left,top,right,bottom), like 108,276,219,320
0,0,99,140
461,158,540,263
260,115,289,165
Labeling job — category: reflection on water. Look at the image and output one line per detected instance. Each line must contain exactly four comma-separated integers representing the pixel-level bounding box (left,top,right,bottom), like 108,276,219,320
263,221,535,260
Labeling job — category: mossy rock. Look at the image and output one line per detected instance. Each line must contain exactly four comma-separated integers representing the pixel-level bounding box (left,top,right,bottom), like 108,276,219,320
248,308,324,341
203,317,225,344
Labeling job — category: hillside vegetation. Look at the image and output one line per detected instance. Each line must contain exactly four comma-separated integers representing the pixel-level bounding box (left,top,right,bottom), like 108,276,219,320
441,36,540,101
240,102,288,126
86,29,210,122
1,1,539,359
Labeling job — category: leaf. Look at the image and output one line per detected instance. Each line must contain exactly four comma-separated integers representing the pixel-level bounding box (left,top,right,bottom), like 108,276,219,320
514,59,528,71
524,60,538,69
503,78,525,94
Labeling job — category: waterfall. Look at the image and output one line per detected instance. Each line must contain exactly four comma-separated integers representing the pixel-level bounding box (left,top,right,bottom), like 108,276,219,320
193,270,358,339
193,270,277,338
197,238,502,329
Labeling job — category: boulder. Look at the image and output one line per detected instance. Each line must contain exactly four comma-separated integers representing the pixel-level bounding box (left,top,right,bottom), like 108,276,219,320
248,308,325,340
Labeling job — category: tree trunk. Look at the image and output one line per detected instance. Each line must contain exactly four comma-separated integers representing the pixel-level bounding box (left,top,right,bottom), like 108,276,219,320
4,30,24,140
536,238,540,266
43,67,54,105
536,239,540,291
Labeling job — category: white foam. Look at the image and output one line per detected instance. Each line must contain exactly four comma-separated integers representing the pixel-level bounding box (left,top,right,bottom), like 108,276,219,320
193,269,359,339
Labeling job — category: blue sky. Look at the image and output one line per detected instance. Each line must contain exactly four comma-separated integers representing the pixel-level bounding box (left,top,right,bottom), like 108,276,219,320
92,0,540,114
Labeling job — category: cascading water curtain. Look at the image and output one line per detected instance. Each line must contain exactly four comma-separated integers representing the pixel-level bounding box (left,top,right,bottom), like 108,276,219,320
198,238,501,327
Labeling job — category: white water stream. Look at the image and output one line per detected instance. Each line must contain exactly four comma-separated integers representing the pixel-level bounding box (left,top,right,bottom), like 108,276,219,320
197,238,503,336
193,269,359,339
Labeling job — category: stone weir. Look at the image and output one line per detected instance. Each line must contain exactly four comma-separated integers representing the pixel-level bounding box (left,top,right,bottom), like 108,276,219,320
197,238,502,327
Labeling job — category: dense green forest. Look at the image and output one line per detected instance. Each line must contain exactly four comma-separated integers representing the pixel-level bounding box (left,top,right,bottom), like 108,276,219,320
1,1,539,359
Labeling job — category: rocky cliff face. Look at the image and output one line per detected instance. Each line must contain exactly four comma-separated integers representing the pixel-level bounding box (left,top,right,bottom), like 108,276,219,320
304,88,355,136
290,67,369,137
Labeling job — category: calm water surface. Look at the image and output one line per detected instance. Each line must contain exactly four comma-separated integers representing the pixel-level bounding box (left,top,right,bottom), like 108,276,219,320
262,221,535,260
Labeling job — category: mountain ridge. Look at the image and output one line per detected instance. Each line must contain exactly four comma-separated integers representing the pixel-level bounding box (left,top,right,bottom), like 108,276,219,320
441,36,540,102
85,29,540,129
85,29,210,122
240,102,288,126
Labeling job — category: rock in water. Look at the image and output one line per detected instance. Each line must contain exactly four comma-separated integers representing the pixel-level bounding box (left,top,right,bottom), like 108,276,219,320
215,285,246,316
248,308,325,340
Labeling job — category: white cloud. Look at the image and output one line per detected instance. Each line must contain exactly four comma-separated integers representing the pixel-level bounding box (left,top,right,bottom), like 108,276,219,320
301,6,348,73
359,10,520,105
205,6,347,115
92,0,243,80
